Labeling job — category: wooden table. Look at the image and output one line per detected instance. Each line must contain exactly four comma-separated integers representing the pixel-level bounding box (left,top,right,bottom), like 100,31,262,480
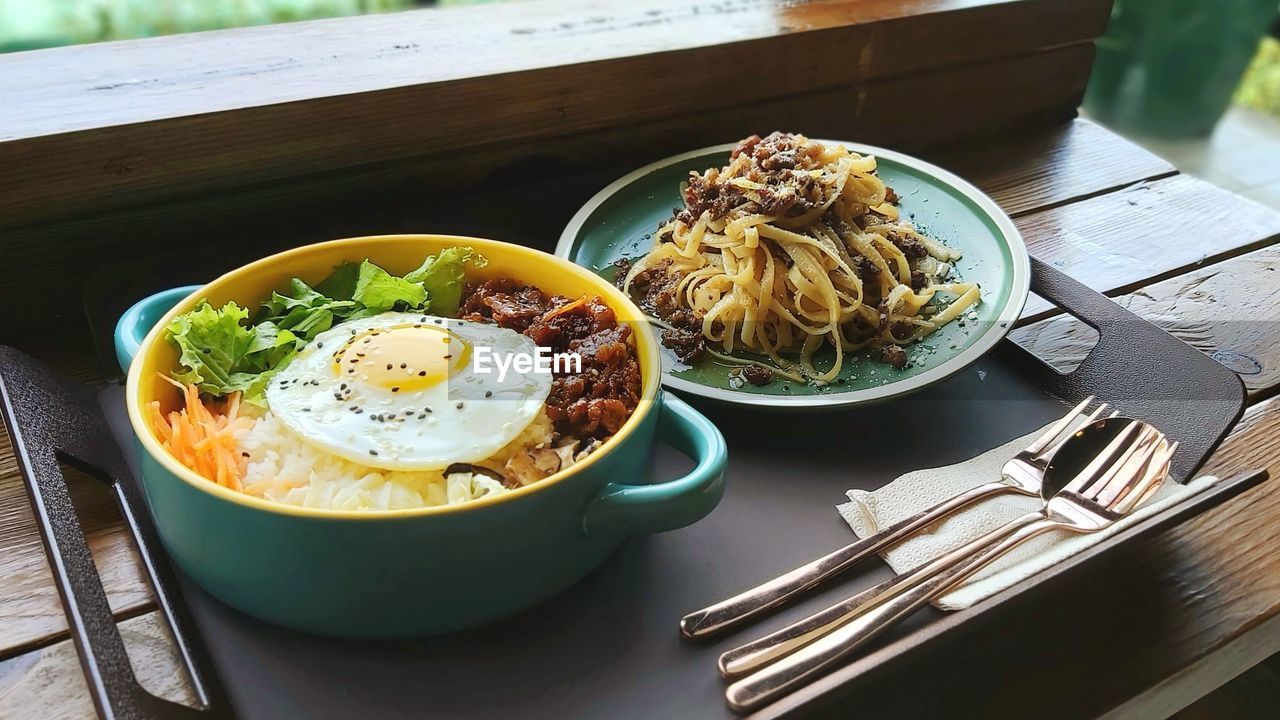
2,1,1280,718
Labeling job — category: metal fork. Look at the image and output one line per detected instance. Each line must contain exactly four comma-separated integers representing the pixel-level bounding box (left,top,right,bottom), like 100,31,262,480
681,396,1111,640
724,424,1174,713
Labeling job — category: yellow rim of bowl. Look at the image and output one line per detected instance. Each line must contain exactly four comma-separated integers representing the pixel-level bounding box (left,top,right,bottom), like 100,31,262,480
125,235,662,521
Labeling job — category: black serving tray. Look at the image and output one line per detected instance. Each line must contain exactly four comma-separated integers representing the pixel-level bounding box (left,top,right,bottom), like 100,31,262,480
0,258,1268,720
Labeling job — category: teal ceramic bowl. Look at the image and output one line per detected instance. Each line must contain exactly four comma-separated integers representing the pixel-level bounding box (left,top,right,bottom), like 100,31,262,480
116,235,727,638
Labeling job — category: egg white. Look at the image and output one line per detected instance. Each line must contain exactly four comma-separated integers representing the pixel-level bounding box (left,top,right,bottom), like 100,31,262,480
265,313,552,471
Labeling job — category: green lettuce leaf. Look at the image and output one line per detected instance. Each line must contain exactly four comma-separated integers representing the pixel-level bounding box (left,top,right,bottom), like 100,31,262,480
404,247,481,316
167,300,289,404
171,247,480,404
352,260,428,312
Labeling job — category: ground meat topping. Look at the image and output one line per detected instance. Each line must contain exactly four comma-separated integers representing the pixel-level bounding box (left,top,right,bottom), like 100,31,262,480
680,131,828,224
742,364,774,386
889,232,928,260
878,344,909,369
660,309,705,364
852,255,881,286
461,280,642,440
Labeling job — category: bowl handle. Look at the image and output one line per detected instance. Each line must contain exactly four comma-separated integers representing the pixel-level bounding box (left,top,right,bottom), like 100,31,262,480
583,393,727,536
114,286,202,373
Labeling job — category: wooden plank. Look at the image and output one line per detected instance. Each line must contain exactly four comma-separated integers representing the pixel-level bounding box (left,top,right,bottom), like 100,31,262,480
0,45,1097,343
0,347,154,660
0,0,1110,230
1015,175,1280,321
0,613,194,719
1012,245,1280,400
928,119,1175,217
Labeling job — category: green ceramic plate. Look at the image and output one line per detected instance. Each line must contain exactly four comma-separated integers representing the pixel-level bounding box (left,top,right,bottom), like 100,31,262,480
556,141,1030,408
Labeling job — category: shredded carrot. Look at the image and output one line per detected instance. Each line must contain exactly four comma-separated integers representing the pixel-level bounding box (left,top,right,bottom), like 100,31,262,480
149,374,251,492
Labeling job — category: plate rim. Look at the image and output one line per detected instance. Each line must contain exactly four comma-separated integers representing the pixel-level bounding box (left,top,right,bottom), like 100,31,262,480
555,140,1031,408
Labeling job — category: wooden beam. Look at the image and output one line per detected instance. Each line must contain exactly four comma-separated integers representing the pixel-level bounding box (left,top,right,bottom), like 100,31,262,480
0,43,1098,343
0,0,1110,230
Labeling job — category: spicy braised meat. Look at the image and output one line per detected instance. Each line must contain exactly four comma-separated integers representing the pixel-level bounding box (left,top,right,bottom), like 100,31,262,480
461,278,643,439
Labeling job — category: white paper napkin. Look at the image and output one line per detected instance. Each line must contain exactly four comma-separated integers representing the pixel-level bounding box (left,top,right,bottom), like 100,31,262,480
837,420,1218,610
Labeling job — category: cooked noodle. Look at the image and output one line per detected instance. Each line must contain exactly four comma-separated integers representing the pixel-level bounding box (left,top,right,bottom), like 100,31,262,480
622,132,980,384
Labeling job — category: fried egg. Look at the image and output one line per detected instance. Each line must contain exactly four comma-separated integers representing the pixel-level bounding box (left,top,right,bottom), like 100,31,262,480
265,312,552,471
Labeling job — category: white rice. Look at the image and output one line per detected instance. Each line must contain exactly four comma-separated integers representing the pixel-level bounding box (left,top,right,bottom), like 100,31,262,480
232,410,555,511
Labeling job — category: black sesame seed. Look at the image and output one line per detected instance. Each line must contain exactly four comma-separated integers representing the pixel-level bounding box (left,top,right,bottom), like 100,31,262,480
417,412,427,419
391,387,400,393
369,450,378,456
386,363,393,370
302,407,311,412
400,363,407,369
340,383,347,390
317,341,324,348
363,338,372,344
355,409,364,414
202,348,212,354
443,354,452,359
484,390,493,398
456,402,464,409
424,407,433,413
350,406,359,411
241,452,250,458
418,370,427,376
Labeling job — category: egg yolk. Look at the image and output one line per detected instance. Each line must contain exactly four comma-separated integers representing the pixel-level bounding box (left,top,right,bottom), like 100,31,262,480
333,325,469,392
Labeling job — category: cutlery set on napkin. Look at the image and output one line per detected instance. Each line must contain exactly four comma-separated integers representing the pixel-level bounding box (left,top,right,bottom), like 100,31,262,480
680,396,1218,713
